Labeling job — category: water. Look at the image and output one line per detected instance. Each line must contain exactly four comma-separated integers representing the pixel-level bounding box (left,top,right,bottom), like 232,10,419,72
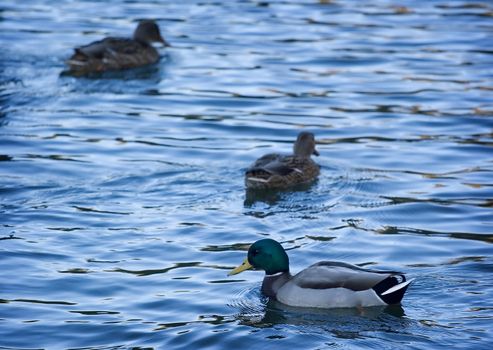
1,0,493,349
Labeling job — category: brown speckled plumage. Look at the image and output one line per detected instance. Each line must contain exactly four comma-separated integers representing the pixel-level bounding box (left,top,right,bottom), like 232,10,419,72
65,20,168,75
245,132,320,190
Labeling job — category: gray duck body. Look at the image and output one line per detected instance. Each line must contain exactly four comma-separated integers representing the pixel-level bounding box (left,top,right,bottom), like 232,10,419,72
261,261,411,308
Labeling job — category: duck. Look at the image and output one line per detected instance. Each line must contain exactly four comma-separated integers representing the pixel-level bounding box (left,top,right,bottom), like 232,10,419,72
245,132,320,190
229,239,413,309
65,20,169,75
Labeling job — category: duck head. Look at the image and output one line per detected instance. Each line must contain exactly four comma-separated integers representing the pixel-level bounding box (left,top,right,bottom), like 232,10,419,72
229,239,290,276
293,132,319,158
134,20,170,46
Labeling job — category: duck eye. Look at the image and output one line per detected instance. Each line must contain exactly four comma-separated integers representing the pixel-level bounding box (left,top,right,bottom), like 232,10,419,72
252,249,260,256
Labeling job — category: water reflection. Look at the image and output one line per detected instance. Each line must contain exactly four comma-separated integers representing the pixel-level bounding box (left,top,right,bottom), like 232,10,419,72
244,182,318,206
229,283,408,332
0,155,13,161
377,226,493,244
154,314,236,331
236,297,408,337
110,262,203,277
60,62,164,81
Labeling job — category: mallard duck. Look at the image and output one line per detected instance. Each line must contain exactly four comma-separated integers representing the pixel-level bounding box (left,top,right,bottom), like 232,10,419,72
66,20,169,75
245,132,320,190
229,239,413,308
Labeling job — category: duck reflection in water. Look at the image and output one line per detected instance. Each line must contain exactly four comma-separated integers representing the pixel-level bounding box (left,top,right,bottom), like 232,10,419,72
236,297,407,332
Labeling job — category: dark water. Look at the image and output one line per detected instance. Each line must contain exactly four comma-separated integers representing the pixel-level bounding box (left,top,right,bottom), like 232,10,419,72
1,0,493,349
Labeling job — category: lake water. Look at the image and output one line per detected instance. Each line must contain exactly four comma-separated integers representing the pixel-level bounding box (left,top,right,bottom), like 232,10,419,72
1,0,493,349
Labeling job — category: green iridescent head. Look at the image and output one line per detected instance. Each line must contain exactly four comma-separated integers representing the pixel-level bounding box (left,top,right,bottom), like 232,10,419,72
229,239,290,276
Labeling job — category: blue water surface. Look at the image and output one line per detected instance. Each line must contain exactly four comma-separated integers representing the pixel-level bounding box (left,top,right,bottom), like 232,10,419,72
1,0,493,349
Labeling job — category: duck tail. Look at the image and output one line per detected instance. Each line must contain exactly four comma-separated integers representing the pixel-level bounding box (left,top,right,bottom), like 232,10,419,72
373,274,414,305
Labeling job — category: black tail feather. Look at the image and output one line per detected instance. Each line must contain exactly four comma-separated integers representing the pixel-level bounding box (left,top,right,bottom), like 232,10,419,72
373,274,412,305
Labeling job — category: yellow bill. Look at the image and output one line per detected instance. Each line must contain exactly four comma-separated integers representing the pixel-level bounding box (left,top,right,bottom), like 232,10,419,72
228,258,253,276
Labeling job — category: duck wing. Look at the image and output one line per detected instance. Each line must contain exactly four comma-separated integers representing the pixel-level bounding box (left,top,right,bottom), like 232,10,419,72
292,261,403,291
246,154,298,177
73,37,144,60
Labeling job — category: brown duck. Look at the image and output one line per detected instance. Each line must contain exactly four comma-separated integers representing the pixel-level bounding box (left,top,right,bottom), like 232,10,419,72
66,20,169,75
245,132,320,190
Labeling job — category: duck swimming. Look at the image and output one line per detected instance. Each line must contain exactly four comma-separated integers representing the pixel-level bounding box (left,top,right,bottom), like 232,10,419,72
245,132,320,190
66,20,169,75
229,239,413,309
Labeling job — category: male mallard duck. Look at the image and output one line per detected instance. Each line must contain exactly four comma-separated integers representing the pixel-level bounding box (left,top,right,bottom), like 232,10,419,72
66,20,169,75
229,239,413,308
245,132,320,190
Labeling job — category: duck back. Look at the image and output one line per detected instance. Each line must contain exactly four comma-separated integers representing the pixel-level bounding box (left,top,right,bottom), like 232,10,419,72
66,37,159,75
245,154,320,190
